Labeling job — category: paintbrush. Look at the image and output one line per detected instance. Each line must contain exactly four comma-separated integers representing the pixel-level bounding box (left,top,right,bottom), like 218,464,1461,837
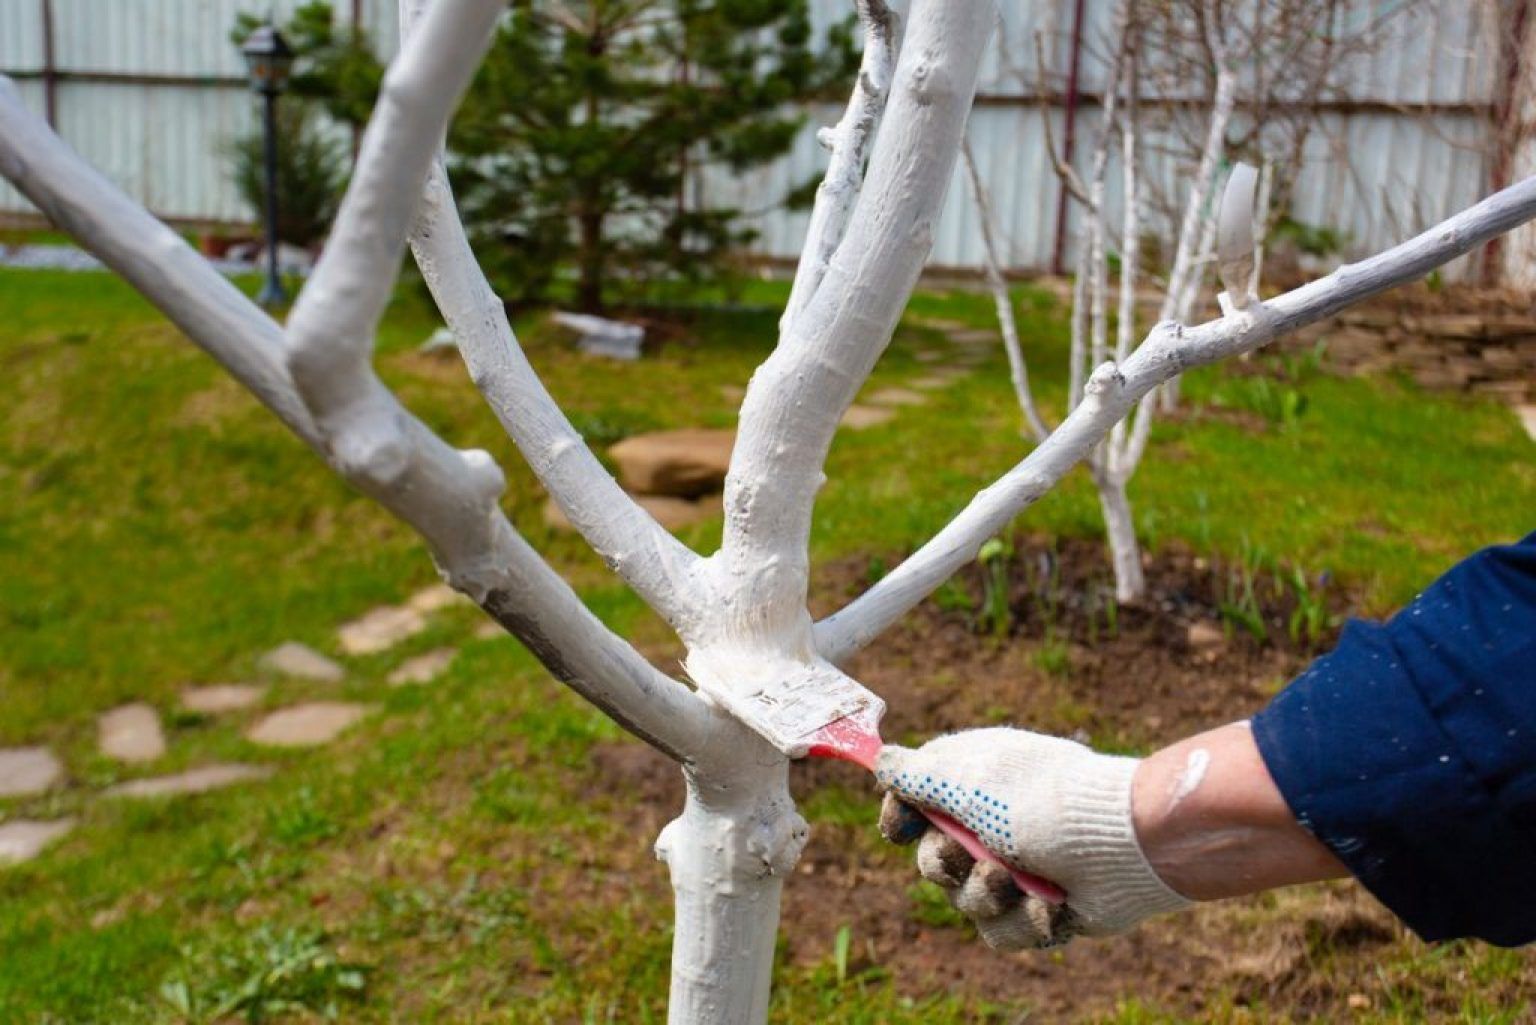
686,652,1067,905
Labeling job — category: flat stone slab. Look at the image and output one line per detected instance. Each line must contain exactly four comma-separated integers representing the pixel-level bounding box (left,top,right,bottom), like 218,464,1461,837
909,316,970,334
1517,405,1536,443
338,606,427,656
637,494,723,530
474,620,505,640
718,384,747,403
914,350,947,364
247,703,372,748
910,373,961,391
98,703,166,763
105,764,273,799
609,429,735,499
840,405,896,431
0,819,75,865
258,642,344,682
182,684,267,714
947,329,998,346
388,648,457,687
406,583,465,614
0,747,64,798
866,387,928,408
545,494,722,533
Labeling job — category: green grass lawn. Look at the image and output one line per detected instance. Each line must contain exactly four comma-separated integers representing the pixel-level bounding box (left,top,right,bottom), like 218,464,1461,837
0,266,1532,1021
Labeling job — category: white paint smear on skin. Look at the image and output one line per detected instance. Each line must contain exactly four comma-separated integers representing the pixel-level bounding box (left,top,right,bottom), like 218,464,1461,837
1168,748,1211,811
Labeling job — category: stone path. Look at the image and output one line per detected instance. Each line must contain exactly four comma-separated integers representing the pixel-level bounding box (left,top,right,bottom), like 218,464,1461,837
0,819,75,865
247,703,373,748
98,703,166,763
836,321,998,433
338,605,428,656
258,642,344,682
105,764,272,799
388,648,456,687
910,372,961,391
182,684,266,714
866,386,928,407
406,583,466,614
840,405,897,431
0,747,63,798
2,575,481,866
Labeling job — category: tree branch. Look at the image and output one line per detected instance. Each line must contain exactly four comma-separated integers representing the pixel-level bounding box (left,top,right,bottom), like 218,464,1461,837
399,3,711,639
961,138,1051,443
780,0,899,334
0,70,715,764
815,173,1536,662
716,0,995,648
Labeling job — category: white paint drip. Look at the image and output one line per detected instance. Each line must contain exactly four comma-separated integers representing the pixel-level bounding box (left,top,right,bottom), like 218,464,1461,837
1168,748,1211,811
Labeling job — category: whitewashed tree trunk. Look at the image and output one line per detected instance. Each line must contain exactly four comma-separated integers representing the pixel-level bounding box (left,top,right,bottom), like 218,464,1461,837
656,720,803,1024
1093,468,1145,604
6,0,1536,1019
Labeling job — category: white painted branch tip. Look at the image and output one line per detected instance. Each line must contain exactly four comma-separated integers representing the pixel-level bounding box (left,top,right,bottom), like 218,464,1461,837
1218,163,1261,310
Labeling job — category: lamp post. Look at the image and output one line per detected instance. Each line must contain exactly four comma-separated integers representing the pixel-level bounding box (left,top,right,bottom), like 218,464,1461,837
240,25,295,308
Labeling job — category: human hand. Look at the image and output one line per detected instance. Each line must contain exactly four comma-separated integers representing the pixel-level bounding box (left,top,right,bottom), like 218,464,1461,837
876,728,1190,950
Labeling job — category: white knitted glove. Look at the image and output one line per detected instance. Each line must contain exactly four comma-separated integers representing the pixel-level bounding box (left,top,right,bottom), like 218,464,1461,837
876,728,1190,950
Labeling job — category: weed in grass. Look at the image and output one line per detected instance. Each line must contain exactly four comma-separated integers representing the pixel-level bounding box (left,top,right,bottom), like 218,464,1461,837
158,926,368,1024
1218,537,1270,643
1035,634,1072,677
265,787,340,847
975,537,1015,639
1026,543,1065,625
1287,566,1339,650
1227,375,1310,430
834,923,853,985
1085,585,1120,647
1280,339,1329,383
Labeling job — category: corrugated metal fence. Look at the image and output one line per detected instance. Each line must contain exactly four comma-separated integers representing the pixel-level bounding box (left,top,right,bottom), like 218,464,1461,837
0,0,1523,282
0,0,399,221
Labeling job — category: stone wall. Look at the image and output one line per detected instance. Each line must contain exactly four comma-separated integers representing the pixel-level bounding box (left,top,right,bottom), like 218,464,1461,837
1290,289,1536,403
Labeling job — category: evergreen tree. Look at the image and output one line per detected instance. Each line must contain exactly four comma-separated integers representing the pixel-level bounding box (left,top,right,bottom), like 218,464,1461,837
449,1,855,311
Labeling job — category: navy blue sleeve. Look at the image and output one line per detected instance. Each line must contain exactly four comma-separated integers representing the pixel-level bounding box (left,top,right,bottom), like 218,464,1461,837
1251,532,1536,947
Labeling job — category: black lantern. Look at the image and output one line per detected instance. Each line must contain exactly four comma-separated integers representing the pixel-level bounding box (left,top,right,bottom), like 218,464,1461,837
240,25,294,308
240,25,294,96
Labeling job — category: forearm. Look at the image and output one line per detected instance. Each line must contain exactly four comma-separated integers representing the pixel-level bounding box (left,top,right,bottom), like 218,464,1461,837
1132,722,1347,901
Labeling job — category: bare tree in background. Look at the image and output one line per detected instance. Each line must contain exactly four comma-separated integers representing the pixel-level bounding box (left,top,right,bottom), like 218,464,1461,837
967,0,1433,603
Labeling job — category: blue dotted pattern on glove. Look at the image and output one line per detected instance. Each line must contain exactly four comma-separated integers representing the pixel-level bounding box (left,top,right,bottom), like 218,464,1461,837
879,767,1014,846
